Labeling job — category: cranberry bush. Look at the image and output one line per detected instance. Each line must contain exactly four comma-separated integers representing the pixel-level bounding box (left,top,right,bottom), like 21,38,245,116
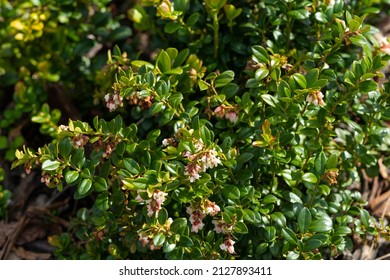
11,0,390,259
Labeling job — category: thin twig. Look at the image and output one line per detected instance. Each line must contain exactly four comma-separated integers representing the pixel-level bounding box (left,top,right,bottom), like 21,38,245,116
380,196,390,220
375,252,390,260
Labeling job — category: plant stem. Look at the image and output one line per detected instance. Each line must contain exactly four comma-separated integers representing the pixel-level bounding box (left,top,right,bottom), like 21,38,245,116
212,11,219,59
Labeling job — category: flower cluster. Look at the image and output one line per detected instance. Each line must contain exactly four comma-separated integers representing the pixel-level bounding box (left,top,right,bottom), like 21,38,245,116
214,105,239,124
128,92,154,110
306,90,325,106
72,134,90,149
136,189,168,217
183,147,222,182
104,92,123,112
40,172,63,187
212,217,235,254
186,199,220,233
220,237,235,254
212,219,234,234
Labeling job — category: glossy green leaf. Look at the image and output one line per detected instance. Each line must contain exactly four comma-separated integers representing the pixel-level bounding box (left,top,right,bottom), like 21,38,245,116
153,233,165,247
77,178,92,197
234,222,249,234
65,170,79,184
282,228,298,246
157,50,171,73
302,172,318,184
252,45,270,63
170,218,188,235
123,158,141,175
59,138,72,157
214,70,234,88
271,212,286,227
298,207,312,233
309,215,333,233
94,177,108,192
42,159,60,171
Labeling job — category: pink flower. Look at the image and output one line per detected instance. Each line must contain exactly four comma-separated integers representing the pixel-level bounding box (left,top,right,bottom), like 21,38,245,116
137,190,168,217
104,92,123,112
212,219,233,234
138,234,149,248
200,149,221,169
306,91,325,106
204,200,220,216
184,163,202,182
225,111,238,123
187,205,206,233
220,237,235,254
214,106,225,118
162,138,170,147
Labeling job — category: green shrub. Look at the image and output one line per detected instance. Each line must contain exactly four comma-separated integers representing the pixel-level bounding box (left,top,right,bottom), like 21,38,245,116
0,0,131,160
11,0,390,259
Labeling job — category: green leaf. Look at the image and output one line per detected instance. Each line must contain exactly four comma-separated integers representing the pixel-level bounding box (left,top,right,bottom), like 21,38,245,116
42,159,60,171
173,48,189,68
326,154,338,170
163,242,176,253
271,212,286,227
261,94,278,107
349,34,368,47
94,177,108,192
282,191,302,204
314,152,326,176
334,226,352,236
315,12,328,23
288,9,310,20
77,178,93,197
153,233,165,247
170,218,188,235
222,185,240,202
59,138,72,157
303,239,322,251
157,50,171,73
309,214,333,232
131,60,154,69
164,21,181,33
178,236,194,247
65,170,79,184
150,102,165,115
236,153,254,165
234,222,249,234
302,172,318,184
282,228,298,246
214,70,234,88
251,45,270,63
198,80,209,91
243,209,261,224
262,226,276,242
298,207,312,233
359,80,377,93
255,68,269,80
360,209,371,228
158,207,169,224
186,12,200,27
123,158,141,175
263,194,278,204
306,68,319,88
348,19,360,32
292,73,307,88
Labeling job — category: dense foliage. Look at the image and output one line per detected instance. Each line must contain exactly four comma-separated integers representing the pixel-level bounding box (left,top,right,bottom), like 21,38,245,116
3,0,390,259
